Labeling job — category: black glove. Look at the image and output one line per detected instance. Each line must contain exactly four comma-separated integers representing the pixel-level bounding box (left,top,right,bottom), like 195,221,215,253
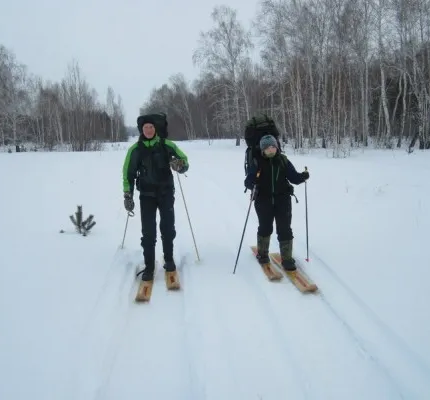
301,171,309,181
124,192,134,212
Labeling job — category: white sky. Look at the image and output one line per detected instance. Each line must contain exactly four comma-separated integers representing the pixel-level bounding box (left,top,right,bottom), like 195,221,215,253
0,0,261,126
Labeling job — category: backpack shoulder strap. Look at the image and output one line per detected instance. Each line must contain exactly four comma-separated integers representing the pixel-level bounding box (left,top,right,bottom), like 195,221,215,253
137,139,145,163
279,153,288,169
244,147,259,175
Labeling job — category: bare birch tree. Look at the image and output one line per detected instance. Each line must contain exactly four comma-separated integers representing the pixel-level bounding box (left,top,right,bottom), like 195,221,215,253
192,5,253,145
169,73,196,139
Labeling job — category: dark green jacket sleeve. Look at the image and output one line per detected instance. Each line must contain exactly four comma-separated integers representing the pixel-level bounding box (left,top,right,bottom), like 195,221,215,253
164,139,189,171
281,154,305,185
122,143,140,193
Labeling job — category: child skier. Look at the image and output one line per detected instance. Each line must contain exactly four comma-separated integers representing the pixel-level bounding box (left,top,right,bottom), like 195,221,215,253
244,134,309,271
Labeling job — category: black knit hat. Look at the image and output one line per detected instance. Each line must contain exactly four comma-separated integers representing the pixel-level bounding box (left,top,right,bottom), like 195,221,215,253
137,115,156,134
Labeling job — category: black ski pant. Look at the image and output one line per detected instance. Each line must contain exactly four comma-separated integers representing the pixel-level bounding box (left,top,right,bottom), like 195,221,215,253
139,188,176,278
254,194,293,241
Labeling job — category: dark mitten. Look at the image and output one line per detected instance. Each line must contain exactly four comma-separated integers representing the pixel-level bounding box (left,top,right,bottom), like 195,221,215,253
244,173,256,190
124,192,134,212
178,163,188,174
301,171,309,181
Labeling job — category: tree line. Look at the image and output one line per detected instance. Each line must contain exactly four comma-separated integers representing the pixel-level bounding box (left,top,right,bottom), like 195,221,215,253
0,45,127,151
141,0,430,153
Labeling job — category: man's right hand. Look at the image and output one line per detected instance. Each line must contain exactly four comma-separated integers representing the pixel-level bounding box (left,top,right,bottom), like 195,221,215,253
124,192,134,212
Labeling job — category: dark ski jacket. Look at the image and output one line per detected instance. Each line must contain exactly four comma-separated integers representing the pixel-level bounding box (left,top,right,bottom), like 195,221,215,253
247,152,306,199
122,134,188,196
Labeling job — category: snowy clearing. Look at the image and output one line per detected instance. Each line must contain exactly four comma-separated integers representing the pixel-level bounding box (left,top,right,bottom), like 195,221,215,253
1,140,429,399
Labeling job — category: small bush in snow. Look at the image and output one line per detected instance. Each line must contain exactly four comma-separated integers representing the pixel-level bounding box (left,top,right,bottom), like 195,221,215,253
69,205,96,236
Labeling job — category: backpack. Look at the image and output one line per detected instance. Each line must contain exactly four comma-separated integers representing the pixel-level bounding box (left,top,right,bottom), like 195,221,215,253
244,114,282,175
137,112,168,138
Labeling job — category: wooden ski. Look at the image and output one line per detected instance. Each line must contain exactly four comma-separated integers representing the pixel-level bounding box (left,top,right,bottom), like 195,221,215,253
269,253,318,293
250,246,283,281
135,280,154,302
165,270,181,290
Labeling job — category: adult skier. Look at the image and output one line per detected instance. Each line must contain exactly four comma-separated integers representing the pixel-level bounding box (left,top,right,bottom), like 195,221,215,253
122,113,188,300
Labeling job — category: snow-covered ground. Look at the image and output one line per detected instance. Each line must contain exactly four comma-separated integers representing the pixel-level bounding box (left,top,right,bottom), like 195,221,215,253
1,139,429,400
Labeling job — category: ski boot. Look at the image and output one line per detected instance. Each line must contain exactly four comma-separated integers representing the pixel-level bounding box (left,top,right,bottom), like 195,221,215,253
256,235,271,265
163,260,176,272
280,240,297,272
139,263,155,281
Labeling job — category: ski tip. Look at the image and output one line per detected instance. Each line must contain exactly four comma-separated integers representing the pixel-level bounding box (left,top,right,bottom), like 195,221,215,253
307,284,318,292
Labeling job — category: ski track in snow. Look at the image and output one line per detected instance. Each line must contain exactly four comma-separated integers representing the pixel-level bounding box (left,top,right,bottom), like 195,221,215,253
295,242,430,398
69,247,139,400
183,253,311,400
95,252,195,400
76,247,132,339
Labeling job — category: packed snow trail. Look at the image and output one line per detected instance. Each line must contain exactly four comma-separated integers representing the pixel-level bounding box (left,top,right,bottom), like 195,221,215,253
95,254,194,400
179,252,309,400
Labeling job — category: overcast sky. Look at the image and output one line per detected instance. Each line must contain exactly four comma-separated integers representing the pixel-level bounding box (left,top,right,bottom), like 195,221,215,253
0,0,260,126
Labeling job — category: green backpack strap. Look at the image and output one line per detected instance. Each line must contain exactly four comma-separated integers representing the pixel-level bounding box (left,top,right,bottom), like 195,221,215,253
279,153,287,169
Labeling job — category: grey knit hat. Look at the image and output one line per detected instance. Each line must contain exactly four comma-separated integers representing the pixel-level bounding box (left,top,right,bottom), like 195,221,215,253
260,135,278,151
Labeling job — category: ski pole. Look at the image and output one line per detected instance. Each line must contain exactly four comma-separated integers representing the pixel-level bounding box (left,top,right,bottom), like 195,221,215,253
176,172,200,262
304,166,309,262
120,210,134,249
233,172,260,274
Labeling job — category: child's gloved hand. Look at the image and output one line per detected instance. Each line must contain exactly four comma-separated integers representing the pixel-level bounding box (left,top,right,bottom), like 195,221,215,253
244,173,256,190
